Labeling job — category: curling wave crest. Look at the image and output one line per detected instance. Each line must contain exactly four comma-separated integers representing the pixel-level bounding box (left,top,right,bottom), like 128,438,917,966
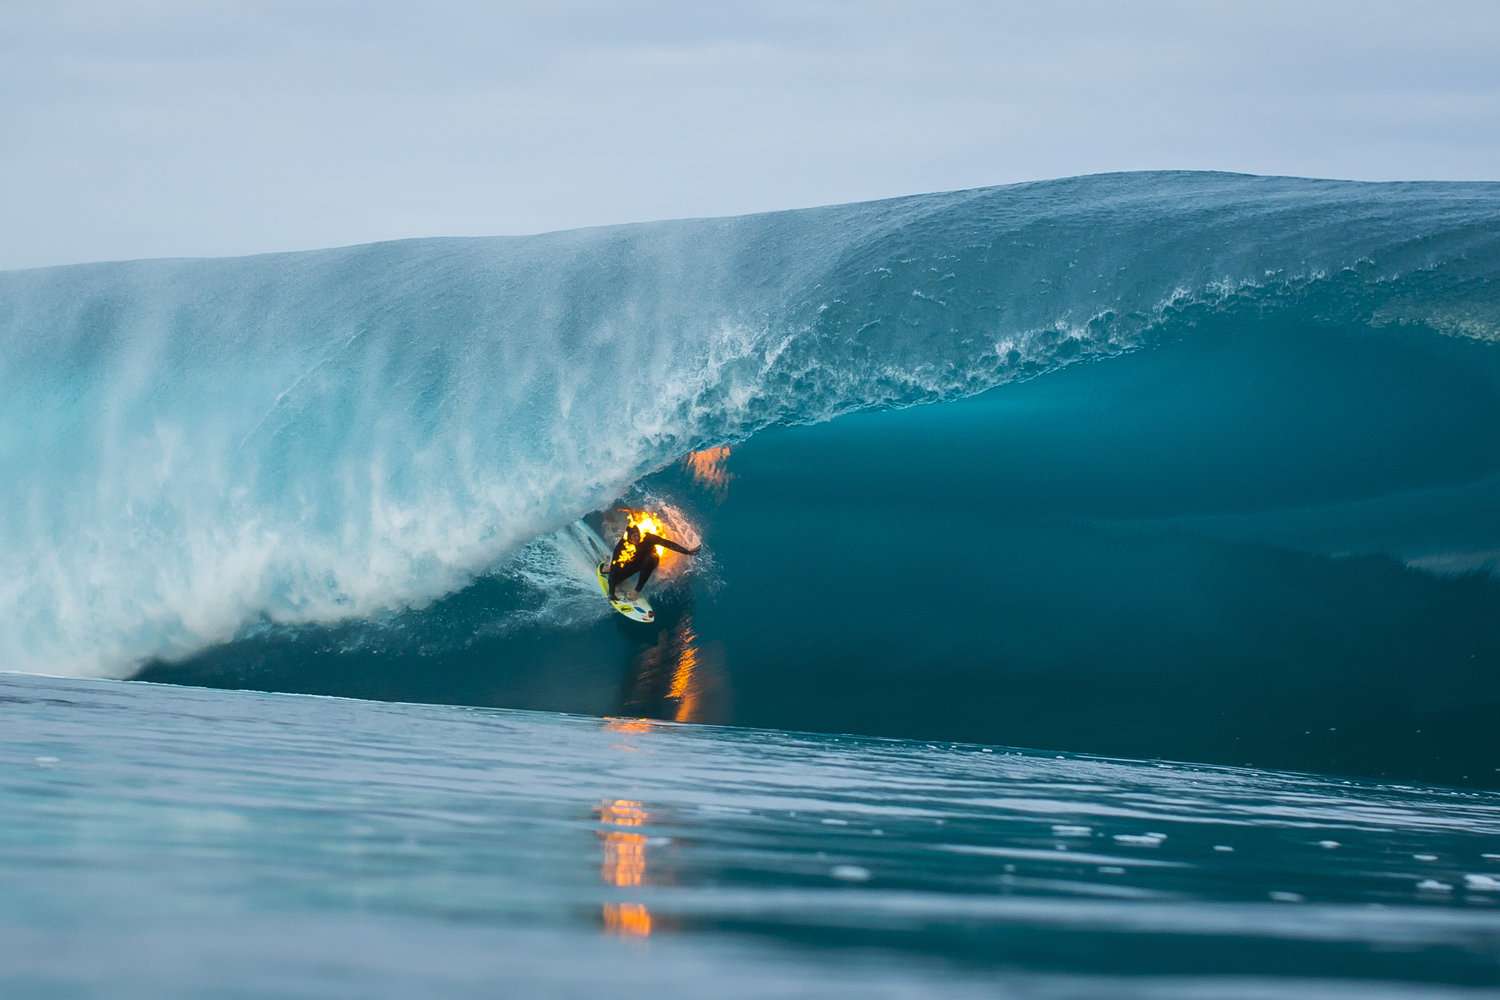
2,171,1498,676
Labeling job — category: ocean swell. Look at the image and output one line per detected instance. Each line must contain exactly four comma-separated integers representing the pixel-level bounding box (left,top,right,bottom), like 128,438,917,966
2,170,1499,677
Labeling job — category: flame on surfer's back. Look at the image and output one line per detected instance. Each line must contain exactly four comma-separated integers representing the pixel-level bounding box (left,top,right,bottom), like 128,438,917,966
612,509,672,566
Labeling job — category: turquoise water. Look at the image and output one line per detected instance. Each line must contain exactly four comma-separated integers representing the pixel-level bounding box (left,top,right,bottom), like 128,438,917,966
5,171,1499,687
3,671,1499,997
5,172,1500,992
140,307,1500,789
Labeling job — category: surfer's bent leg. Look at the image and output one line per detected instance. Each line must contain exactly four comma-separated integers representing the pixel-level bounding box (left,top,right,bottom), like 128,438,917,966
607,565,632,600
634,553,661,593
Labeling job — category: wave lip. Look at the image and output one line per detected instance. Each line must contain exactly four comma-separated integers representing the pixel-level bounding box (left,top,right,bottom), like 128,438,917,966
3,171,1500,676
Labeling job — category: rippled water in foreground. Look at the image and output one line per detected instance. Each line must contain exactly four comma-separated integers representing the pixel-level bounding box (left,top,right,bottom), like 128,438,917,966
3,671,1498,998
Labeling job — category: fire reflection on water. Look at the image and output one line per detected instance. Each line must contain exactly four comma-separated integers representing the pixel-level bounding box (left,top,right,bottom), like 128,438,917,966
667,618,702,723
595,607,726,935
597,798,653,936
683,445,732,498
602,901,652,936
616,615,723,725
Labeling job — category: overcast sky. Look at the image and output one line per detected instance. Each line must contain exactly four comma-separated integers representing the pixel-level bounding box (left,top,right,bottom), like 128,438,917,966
3,1,1499,270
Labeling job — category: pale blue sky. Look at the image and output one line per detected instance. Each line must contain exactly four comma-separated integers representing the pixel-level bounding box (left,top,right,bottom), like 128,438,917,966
4,1,1499,269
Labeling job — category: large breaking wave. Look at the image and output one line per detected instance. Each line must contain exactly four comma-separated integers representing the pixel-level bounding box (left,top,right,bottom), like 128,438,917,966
3,170,1499,698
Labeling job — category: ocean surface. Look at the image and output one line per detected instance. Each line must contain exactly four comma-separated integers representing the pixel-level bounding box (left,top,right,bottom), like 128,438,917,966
3,171,1500,992
4,670,1499,998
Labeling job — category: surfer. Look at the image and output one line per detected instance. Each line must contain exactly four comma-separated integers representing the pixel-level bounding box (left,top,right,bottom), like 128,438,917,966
607,521,699,601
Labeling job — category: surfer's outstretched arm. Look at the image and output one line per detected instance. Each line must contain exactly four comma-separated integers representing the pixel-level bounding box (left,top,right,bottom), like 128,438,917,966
642,533,698,556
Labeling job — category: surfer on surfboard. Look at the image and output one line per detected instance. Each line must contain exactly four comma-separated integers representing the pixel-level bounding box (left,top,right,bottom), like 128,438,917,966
606,518,699,602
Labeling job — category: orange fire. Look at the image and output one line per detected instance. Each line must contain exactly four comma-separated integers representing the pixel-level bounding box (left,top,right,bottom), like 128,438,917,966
630,511,664,553
612,510,674,567
606,509,693,569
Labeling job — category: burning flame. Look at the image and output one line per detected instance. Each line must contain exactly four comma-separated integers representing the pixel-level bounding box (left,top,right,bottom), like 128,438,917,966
613,510,669,567
631,511,664,553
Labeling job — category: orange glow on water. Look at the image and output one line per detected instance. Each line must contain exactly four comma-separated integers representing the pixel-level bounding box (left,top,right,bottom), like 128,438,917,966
684,445,732,496
602,827,646,888
668,619,701,723
598,799,653,936
599,799,647,831
602,902,653,936
599,802,646,891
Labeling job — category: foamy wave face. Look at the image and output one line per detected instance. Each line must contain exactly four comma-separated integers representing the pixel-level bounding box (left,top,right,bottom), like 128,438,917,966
2,172,1498,676
0,262,773,676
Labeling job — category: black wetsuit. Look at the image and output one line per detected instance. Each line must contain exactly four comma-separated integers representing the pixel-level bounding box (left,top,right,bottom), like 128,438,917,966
607,532,696,599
